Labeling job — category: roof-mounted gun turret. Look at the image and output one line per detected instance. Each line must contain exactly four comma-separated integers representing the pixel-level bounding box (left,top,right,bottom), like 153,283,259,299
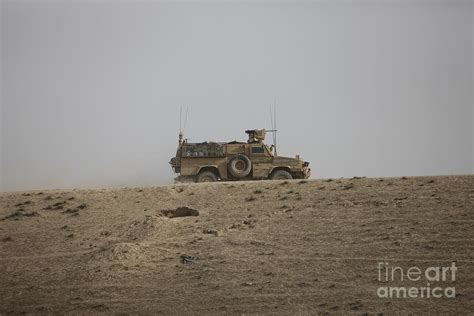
245,129,267,143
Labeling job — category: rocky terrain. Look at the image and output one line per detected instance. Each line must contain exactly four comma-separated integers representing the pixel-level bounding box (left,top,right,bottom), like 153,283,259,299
0,176,473,314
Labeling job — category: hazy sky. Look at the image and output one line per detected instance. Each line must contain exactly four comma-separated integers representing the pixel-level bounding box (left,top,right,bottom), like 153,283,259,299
1,0,473,192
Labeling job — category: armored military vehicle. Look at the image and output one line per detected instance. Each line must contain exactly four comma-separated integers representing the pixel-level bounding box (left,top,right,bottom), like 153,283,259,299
169,129,310,182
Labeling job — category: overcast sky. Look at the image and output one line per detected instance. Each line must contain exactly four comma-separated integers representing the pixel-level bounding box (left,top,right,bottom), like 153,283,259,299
1,0,473,192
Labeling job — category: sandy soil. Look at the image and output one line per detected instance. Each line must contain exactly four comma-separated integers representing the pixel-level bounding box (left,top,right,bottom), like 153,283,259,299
0,176,473,315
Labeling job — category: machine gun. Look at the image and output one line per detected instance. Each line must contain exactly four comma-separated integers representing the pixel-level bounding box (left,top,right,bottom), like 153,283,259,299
245,129,277,147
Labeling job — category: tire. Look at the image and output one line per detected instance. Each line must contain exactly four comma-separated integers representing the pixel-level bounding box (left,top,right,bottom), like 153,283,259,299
228,155,252,178
270,170,293,180
196,171,218,183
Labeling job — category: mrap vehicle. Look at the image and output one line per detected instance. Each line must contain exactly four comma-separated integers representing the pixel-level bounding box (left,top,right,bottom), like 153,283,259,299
169,129,310,182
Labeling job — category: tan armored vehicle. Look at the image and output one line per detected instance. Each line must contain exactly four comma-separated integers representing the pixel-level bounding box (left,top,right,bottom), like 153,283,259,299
169,129,310,182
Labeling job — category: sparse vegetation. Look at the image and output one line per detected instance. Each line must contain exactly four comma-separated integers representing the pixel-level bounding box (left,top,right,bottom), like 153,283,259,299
245,196,256,202
63,208,79,214
202,229,219,236
2,211,39,220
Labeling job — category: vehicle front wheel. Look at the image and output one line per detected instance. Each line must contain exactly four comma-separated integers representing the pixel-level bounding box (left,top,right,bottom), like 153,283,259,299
270,170,293,180
196,171,218,183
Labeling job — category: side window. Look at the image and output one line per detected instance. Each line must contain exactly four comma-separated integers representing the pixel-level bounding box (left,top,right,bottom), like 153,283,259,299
251,146,264,154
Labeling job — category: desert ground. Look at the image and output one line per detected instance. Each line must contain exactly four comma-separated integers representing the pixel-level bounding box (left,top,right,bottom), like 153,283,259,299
0,175,473,315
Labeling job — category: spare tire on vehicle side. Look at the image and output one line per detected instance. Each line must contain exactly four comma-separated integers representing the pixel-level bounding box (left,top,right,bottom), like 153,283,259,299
228,155,252,178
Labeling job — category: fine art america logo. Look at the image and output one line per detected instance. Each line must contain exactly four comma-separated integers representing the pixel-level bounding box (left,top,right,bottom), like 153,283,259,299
377,262,457,298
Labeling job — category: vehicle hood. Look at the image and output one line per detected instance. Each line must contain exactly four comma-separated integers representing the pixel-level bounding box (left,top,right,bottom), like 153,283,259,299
273,156,301,165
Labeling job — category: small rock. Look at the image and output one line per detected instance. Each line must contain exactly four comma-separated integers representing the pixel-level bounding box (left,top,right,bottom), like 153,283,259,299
161,207,199,218
180,255,197,264
342,183,354,190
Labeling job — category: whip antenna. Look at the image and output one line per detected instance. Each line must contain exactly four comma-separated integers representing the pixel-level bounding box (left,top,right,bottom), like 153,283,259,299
273,100,277,156
178,106,188,145
183,107,189,133
269,102,278,156
270,106,274,131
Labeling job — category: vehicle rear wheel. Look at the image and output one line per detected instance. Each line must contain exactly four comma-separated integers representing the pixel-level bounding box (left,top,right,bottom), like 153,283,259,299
228,155,252,178
270,170,293,180
196,171,218,183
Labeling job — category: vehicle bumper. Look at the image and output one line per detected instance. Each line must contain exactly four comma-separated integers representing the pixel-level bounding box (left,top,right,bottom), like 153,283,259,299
302,162,311,179
303,168,311,179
